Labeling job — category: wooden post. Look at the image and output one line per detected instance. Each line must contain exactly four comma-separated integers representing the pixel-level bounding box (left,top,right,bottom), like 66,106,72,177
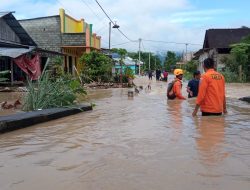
239,65,243,82
11,59,14,86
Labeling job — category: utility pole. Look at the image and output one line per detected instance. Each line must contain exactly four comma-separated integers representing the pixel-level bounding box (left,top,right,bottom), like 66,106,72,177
109,22,111,51
185,43,188,62
149,52,151,70
155,56,156,71
138,38,142,76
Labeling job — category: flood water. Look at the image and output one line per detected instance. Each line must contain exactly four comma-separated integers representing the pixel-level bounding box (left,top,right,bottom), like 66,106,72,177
0,76,250,190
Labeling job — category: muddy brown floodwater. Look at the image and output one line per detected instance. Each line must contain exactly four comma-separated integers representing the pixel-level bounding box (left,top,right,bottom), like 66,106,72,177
0,76,250,190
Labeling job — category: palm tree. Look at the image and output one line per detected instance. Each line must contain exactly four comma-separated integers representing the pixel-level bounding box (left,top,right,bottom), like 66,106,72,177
112,48,127,83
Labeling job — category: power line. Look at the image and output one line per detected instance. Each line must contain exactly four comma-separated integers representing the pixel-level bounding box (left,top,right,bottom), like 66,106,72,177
94,0,116,25
141,41,146,52
80,0,104,21
116,28,134,42
96,23,108,33
56,0,75,16
94,0,135,42
142,39,202,46
112,40,137,47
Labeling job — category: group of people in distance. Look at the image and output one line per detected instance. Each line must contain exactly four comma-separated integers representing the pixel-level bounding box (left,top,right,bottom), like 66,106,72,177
155,69,168,81
167,58,227,117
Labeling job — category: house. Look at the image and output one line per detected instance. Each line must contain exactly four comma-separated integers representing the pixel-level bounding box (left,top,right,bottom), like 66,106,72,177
19,9,101,75
194,28,250,72
0,12,62,85
112,53,143,75
176,52,194,68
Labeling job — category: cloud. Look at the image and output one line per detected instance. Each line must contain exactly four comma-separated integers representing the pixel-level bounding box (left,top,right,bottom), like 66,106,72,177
172,9,235,17
170,17,213,23
0,0,240,53
169,9,235,23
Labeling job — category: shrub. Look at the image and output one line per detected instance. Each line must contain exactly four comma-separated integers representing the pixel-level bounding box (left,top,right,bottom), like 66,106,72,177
221,68,244,83
23,72,86,111
80,51,112,83
124,67,135,79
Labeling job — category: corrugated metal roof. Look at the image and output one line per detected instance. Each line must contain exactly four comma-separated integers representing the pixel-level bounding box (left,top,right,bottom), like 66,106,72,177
0,46,35,58
0,40,29,48
0,12,37,46
204,28,250,48
0,12,11,18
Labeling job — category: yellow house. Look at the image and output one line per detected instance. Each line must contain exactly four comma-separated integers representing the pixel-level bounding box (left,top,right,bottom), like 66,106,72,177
19,9,101,75
59,9,101,73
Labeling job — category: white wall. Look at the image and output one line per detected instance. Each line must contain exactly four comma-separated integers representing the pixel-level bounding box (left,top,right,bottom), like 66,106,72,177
198,49,228,73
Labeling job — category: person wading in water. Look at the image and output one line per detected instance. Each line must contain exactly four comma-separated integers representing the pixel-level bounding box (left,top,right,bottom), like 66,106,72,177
192,58,227,116
167,69,186,100
187,70,201,98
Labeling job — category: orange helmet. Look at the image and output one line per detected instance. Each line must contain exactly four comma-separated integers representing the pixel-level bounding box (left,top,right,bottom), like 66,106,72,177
174,69,183,76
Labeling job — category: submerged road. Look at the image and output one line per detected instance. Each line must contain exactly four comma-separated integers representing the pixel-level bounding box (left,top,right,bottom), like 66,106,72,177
0,76,250,190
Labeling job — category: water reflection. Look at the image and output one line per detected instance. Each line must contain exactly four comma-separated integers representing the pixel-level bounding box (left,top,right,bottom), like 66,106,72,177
166,100,184,142
0,77,250,190
194,117,229,167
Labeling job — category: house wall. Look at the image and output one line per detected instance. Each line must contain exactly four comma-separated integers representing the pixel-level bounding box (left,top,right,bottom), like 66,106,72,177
210,49,229,72
19,16,84,76
59,8,101,50
19,9,101,76
60,10,84,33
216,54,228,71
61,33,86,46
115,65,136,74
0,18,21,44
19,16,62,53
198,52,209,73
198,49,228,73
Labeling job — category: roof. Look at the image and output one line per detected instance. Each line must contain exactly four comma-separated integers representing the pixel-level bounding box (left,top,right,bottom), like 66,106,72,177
0,12,11,18
18,15,59,21
0,46,35,58
0,12,36,46
111,53,120,59
0,46,64,58
193,48,211,57
203,28,250,49
0,40,30,48
114,56,143,66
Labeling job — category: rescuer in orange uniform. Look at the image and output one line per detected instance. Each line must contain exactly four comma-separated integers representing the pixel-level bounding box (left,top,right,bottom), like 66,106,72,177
192,58,227,116
167,69,186,100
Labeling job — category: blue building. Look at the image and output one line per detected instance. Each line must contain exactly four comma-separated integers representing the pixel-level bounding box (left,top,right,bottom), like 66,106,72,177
112,53,143,75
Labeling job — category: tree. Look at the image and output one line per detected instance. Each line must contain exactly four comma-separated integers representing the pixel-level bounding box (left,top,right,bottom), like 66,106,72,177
112,48,127,83
184,60,198,73
221,34,250,82
127,51,162,72
164,51,179,71
80,51,112,83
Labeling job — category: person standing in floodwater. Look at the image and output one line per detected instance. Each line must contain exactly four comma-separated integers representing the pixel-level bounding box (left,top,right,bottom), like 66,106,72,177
148,70,153,80
192,58,227,116
167,69,186,100
163,71,168,81
187,70,201,98
156,69,161,81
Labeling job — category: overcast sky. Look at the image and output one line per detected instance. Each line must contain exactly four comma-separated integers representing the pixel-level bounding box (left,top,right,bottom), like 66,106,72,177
2,0,250,53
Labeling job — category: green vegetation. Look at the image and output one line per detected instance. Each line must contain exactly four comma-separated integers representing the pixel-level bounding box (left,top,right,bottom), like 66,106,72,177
127,51,162,72
23,67,86,111
183,60,198,81
112,48,127,82
124,67,135,79
164,51,181,71
221,68,241,83
222,35,250,82
80,51,112,83
0,70,10,82
50,56,64,77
